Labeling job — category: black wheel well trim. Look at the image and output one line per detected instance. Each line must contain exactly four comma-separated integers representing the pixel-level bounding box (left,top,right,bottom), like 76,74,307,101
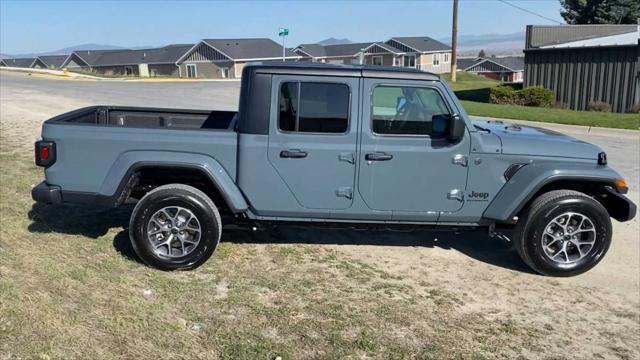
111,161,247,213
484,175,620,222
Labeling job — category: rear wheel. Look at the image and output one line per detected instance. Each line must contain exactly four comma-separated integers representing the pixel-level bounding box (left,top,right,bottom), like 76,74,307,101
513,190,612,277
129,184,221,270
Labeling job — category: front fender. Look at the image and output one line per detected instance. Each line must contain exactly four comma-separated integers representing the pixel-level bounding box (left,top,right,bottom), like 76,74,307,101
483,160,625,222
100,151,248,212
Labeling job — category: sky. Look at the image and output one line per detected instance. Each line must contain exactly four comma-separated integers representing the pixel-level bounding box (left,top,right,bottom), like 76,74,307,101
0,0,564,55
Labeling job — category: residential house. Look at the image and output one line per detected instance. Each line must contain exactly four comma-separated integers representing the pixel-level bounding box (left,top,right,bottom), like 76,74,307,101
457,56,524,82
176,38,301,79
524,24,639,112
294,36,452,74
32,55,68,69
1,58,36,68
61,44,193,77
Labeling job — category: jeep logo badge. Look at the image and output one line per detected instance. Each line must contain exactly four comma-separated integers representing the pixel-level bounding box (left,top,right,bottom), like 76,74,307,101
468,191,490,201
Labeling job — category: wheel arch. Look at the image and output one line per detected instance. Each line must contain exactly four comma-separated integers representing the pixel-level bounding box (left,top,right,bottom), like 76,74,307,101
483,161,625,223
98,151,249,213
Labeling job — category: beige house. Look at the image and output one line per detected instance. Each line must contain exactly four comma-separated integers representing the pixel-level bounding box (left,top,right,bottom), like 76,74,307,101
176,38,301,79
293,36,452,74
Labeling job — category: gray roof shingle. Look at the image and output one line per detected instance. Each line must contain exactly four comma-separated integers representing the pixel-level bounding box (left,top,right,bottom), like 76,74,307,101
388,36,451,52
2,58,36,68
69,44,194,67
489,56,524,71
202,38,298,60
456,57,481,70
37,55,69,68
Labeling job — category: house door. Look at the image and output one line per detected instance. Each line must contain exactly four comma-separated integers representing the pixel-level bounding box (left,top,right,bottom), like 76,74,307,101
267,75,360,210
186,64,197,78
358,79,470,219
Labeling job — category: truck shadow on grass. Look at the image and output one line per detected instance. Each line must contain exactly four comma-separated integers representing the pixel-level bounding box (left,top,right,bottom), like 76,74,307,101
27,203,532,274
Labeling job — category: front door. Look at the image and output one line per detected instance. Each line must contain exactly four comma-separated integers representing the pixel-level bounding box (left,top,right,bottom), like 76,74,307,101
267,75,360,210
186,64,197,78
358,79,470,219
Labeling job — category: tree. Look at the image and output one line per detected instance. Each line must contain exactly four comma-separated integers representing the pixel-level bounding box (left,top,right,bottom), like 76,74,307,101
560,0,640,24
477,49,486,58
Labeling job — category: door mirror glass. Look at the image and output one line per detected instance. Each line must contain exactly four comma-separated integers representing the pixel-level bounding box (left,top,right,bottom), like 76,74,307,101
395,96,406,113
448,114,466,142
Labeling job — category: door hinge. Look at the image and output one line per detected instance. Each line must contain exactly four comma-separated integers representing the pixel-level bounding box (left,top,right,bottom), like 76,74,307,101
335,187,353,200
447,189,464,202
338,152,355,164
452,154,468,167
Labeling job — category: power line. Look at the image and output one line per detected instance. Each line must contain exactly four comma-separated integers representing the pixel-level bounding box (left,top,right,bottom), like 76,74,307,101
497,0,563,24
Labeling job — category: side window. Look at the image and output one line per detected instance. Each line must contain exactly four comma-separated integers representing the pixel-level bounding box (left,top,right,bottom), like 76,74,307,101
278,82,349,134
372,86,450,136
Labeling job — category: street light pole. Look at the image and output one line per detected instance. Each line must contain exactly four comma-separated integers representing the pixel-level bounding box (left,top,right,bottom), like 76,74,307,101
451,0,459,82
279,27,289,62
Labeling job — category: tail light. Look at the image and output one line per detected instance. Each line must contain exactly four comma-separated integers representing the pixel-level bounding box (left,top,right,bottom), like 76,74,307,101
35,140,56,167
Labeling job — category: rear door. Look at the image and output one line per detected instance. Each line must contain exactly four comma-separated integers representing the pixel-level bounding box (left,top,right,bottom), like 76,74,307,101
358,79,471,220
267,75,359,210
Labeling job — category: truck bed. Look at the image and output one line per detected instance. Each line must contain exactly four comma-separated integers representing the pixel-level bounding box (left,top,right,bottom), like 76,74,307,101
46,106,237,130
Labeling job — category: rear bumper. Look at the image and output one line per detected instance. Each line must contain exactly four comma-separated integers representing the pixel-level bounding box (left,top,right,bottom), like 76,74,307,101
31,181,62,204
600,187,637,222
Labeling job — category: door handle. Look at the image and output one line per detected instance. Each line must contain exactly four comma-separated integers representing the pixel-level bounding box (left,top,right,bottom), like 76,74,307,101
280,149,308,159
365,152,393,161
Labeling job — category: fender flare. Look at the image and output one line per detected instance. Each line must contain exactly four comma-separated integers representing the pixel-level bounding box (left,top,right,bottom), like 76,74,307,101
98,151,249,213
482,161,624,222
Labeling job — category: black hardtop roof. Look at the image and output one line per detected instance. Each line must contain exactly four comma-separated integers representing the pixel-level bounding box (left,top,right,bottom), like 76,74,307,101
243,61,441,81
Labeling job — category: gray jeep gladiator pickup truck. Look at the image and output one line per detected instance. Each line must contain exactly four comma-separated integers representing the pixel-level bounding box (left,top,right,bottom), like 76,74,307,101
32,62,636,276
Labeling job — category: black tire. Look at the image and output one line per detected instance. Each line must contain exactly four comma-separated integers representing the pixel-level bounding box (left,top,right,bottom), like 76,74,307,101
512,190,612,277
129,184,221,270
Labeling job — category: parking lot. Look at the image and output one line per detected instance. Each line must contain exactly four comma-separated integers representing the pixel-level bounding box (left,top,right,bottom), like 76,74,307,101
1,70,639,359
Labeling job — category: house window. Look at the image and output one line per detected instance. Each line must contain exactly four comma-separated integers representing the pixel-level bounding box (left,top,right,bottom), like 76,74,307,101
432,54,441,67
443,53,450,63
372,85,450,136
372,56,383,66
186,64,197,78
221,67,230,78
403,55,416,68
279,82,350,134
393,57,401,66
124,66,134,76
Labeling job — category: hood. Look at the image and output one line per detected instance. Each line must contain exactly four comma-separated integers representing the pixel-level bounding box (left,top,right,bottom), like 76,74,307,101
473,119,603,160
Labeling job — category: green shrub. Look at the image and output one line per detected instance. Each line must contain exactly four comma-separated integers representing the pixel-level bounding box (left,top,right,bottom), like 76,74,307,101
490,85,554,108
518,87,555,107
490,85,518,105
588,101,611,112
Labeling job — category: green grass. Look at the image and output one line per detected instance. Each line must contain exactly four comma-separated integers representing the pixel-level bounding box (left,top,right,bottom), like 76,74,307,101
440,72,639,130
460,101,640,130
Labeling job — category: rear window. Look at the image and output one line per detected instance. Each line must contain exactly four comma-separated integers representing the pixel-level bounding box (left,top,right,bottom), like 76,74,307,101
278,82,349,133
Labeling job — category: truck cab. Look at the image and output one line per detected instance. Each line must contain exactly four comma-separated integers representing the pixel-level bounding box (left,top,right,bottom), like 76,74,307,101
32,62,636,275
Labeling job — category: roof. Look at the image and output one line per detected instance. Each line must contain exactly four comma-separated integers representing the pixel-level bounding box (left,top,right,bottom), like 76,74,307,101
526,24,638,49
243,61,440,81
2,58,36,68
201,38,298,60
539,31,639,49
456,57,480,70
363,42,404,54
294,43,327,57
66,44,193,67
387,36,451,52
322,42,375,57
486,56,524,71
37,55,69,68
458,56,524,72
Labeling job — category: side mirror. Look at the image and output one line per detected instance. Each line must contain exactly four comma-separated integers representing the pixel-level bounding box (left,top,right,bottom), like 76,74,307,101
431,113,466,141
448,114,466,142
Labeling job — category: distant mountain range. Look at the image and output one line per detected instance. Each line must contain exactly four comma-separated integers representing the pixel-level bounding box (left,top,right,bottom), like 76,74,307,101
440,31,525,56
7,43,154,58
3,33,525,59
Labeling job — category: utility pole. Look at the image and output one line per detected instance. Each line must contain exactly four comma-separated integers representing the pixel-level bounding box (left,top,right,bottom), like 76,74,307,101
450,0,459,82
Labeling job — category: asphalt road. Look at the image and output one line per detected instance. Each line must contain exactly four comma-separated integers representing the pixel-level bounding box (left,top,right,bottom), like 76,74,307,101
2,70,638,189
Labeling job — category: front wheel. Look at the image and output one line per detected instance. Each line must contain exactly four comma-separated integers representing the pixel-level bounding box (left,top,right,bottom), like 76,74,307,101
129,184,221,270
513,190,612,277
